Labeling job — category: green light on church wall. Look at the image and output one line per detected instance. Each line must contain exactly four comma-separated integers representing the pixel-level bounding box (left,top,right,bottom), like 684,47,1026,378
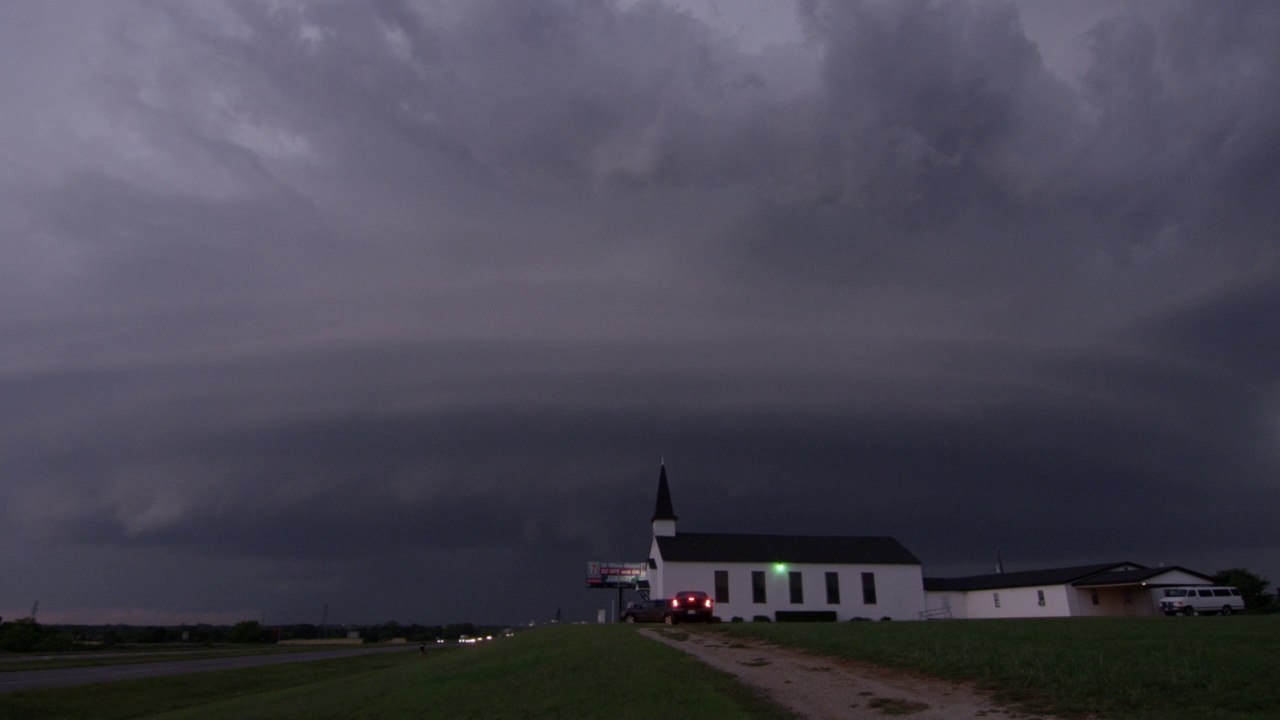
774,563,787,573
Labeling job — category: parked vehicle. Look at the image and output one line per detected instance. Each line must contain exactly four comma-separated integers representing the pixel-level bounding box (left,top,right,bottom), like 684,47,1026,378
621,599,673,624
669,590,714,623
1159,586,1245,616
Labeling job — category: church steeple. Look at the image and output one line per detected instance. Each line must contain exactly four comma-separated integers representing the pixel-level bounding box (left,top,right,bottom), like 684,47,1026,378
651,463,677,537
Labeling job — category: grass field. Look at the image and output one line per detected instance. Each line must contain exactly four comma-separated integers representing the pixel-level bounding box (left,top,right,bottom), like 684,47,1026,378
5,618,1277,719
0,645,367,673
0,626,795,720
716,615,1280,719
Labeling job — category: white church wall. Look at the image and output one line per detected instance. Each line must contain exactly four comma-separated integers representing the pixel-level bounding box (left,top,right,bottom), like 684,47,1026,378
657,560,926,622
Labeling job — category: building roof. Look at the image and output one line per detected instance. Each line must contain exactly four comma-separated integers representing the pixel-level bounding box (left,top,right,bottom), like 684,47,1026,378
656,532,922,566
651,464,677,523
1072,566,1213,587
923,562,1143,592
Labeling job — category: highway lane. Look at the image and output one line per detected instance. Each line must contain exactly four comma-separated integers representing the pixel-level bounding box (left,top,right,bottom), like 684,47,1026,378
0,645,418,693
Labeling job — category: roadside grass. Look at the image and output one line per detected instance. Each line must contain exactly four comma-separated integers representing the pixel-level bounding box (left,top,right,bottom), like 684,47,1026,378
2,627,797,720
0,645,363,673
0,651,418,720
714,615,1280,719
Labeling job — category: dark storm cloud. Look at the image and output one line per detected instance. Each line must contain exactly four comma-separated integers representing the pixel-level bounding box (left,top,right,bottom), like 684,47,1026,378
2,0,1278,624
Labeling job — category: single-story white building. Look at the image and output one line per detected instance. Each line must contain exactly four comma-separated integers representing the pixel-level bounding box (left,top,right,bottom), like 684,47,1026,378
922,562,1215,619
646,465,927,621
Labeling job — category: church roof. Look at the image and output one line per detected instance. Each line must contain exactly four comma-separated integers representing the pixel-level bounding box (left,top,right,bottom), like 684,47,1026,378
651,464,677,522
923,562,1142,592
656,532,921,565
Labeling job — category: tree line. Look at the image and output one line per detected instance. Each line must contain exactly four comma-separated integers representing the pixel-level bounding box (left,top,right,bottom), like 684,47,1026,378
0,618,509,653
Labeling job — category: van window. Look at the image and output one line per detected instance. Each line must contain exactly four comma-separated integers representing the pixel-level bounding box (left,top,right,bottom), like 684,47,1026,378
1197,589,1213,597
1164,589,1187,597
1231,589,1242,596
1213,589,1231,597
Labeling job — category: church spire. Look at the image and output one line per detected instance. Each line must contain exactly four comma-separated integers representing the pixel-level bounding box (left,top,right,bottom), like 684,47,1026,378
651,463,677,521
651,463,678,537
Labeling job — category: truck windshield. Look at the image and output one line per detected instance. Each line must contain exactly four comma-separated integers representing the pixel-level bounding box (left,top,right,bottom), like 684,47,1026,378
1163,589,1189,597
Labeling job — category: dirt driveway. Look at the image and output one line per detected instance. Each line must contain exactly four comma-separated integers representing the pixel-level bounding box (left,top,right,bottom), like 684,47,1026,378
640,627,1056,719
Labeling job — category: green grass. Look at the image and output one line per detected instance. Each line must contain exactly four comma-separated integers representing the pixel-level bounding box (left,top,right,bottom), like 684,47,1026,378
713,616,1280,719
0,645,359,673
10,619,1275,719
1,627,797,720
0,651,417,720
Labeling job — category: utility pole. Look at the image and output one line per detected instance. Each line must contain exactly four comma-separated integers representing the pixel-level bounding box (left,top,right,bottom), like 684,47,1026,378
30,600,38,620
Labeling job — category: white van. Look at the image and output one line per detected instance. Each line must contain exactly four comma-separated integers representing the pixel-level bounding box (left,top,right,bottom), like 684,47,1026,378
1158,586,1244,616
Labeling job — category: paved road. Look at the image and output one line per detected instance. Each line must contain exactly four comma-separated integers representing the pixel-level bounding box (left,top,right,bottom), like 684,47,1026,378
0,645,418,693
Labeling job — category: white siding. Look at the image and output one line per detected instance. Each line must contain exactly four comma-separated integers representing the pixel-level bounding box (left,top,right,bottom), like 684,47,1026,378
655,560,925,621
955,585,1074,619
922,591,967,619
648,536,666,598
924,575,1203,619
1074,586,1152,616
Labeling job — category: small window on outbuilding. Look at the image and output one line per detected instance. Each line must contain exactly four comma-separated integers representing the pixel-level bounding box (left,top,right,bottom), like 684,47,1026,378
825,572,840,604
993,592,1001,608
1091,589,1100,605
1037,589,1046,607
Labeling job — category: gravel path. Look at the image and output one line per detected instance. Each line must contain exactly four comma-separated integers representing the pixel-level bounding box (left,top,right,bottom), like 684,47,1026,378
640,628,1055,720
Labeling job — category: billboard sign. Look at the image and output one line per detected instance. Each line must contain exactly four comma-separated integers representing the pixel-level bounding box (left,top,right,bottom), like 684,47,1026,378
587,561,647,588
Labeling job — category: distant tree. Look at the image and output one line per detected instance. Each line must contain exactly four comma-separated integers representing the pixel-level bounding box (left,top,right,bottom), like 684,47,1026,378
180,624,216,644
441,623,475,641
138,626,172,644
0,619,73,652
100,628,126,647
34,629,74,652
1212,568,1273,611
278,623,319,641
364,620,409,644
0,619,42,652
224,621,273,644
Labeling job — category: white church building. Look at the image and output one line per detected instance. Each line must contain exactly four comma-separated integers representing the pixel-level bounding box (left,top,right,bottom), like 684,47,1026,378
645,465,928,621
642,466,1218,621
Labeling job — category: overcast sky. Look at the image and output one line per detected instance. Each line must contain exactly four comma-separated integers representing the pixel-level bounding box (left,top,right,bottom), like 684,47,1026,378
2,0,1277,627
